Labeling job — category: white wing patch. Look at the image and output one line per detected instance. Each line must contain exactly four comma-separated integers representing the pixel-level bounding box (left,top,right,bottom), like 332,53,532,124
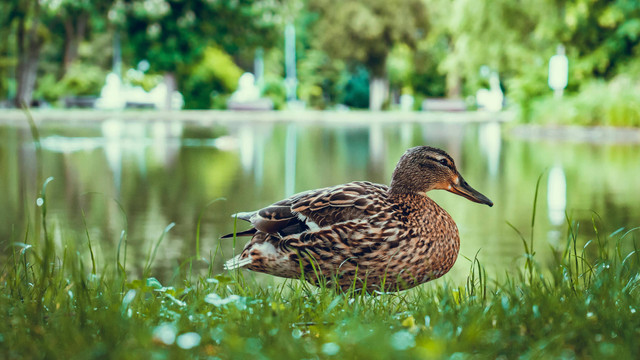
252,241,279,257
296,212,320,231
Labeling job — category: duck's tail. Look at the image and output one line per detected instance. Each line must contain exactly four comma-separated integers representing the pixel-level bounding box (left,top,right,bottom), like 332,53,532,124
223,254,252,270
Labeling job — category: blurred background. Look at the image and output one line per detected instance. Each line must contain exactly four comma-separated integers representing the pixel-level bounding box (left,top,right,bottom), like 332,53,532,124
0,0,639,123
1,0,640,283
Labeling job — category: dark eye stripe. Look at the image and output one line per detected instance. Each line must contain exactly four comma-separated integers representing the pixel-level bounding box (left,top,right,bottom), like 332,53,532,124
424,156,453,169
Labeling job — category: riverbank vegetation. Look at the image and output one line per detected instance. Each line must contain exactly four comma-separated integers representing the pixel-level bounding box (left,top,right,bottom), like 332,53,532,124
2,182,639,358
528,76,640,127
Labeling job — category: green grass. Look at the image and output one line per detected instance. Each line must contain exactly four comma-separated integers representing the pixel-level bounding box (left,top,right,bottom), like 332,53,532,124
2,184,640,359
528,76,640,127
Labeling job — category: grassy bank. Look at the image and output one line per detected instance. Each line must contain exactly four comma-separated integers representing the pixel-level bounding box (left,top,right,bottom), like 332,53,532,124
528,76,640,128
1,186,640,359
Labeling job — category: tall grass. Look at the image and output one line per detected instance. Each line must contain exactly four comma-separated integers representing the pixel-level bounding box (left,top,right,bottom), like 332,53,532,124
1,178,639,359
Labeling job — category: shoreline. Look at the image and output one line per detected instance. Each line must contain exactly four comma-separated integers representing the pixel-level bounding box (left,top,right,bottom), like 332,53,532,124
0,109,512,125
509,123,640,144
2,109,640,143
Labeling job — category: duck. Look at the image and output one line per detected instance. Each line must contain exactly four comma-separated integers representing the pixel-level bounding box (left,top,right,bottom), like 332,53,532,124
222,146,493,292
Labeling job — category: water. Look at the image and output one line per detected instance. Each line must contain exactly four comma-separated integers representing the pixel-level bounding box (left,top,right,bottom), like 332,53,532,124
1,117,639,284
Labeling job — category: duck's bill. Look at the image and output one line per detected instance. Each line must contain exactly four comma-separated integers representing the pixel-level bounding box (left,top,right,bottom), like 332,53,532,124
448,176,494,207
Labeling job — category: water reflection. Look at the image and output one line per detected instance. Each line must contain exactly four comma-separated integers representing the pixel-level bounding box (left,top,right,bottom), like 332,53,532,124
1,119,639,284
478,122,501,177
238,124,255,173
369,123,385,168
234,123,272,188
101,118,173,192
400,122,414,149
547,165,567,226
102,119,124,191
284,123,297,196
40,136,102,153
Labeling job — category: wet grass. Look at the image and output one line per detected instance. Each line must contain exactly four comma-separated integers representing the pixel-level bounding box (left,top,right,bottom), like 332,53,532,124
2,181,640,360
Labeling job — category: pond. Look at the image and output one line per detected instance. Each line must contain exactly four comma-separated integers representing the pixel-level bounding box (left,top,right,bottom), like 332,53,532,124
1,114,639,284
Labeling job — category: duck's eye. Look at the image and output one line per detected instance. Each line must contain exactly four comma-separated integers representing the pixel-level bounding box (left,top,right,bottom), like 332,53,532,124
438,158,449,167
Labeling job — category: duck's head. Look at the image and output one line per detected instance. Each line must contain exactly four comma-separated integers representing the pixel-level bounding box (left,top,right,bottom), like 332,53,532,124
389,146,493,207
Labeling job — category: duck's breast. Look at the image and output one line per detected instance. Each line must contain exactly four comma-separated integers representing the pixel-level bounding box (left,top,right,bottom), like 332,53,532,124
414,197,460,281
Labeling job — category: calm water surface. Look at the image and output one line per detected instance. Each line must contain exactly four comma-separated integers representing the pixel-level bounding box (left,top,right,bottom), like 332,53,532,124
1,116,639,284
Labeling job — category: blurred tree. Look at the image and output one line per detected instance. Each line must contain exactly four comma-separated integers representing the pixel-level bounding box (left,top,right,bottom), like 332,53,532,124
310,0,428,110
182,46,243,109
46,0,115,74
341,66,370,108
0,0,116,105
436,0,565,115
386,43,414,97
0,2,17,101
120,0,282,109
411,36,447,98
297,49,345,109
4,0,640,113
442,0,561,90
4,0,45,107
439,0,640,115
565,0,640,80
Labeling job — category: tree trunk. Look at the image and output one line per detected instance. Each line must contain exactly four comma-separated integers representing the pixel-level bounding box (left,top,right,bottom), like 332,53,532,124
369,76,389,111
163,72,177,110
446,70,462,98
14,0,41,108
63,12,88,73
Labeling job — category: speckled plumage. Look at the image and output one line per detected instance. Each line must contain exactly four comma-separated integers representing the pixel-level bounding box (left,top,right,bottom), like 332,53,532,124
223,146,493,292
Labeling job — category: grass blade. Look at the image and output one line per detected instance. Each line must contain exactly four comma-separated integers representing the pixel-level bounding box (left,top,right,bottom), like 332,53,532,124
143,222,176,277
80,209,97,276
195,197,225,260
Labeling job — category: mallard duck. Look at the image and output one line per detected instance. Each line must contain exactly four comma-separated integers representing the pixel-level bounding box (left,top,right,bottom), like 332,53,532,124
223,146,493,292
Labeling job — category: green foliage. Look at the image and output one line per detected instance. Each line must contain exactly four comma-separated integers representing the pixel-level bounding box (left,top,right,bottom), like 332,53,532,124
5,0,640,114
262,75,287,110
341,67,370,109
440,0,562,97
33,61,107,102
32,73,60,103
565,0,640,79
124,70,164,92
118,0,283,109
434,0,640,115
410,38,447,97
122,0,281,74
0,22,16,100
58,62,107,97
311,0,428,77
386,44,414,91
297,50,345,109
181,47,243,109
507,66,551,122
530,76,640,127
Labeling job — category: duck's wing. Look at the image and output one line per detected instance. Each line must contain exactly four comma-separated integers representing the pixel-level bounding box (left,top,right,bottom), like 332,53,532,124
291,181,388,228
222,181,388,238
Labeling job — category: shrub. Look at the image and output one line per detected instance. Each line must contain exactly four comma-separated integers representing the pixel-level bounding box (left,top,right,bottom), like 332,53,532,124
528,76,640,127
340,66,369,109
34,62,107,104
181,46,243,109
262,75,286,110
58,62,107,97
